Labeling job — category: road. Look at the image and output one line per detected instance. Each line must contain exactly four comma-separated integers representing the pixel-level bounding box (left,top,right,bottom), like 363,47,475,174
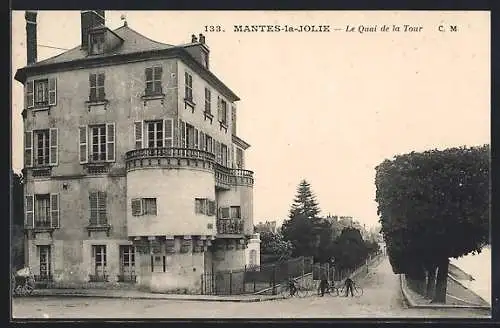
12,258,490,319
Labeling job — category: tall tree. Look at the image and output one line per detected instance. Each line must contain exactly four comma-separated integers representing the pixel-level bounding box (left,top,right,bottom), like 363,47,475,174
289,179,321,219
282,180,322,258
375,145,490,303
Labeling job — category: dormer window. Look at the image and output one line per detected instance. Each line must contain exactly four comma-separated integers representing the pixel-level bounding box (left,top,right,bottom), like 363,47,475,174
90,32,105,55
200,50,209,69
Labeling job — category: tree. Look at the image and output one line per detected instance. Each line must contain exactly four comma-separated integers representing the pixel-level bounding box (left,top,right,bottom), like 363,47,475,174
259,230,294,263
375,145,490,303
288,179,321,219
332,227,369,271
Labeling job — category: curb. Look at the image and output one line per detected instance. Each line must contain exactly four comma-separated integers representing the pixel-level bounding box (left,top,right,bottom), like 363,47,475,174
28,291,283,303
399,274,490,311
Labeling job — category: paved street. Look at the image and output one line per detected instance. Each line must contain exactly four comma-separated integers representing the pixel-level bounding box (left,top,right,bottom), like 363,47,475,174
12,258,490,319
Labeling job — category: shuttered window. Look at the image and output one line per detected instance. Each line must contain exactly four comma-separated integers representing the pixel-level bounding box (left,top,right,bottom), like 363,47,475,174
164,119,173,147
89,73,105,102
90,192,107,225
145,66,163,95
134,121,143,149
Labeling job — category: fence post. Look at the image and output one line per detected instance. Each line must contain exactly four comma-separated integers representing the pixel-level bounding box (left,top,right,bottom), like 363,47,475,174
201,273,204,295
272,265,277,295
229,271,233,295
301,256,305,280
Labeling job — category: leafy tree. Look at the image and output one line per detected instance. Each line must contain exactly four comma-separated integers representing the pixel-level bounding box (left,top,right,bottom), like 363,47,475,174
332,227,369,271
259,230,294,262
375,145,490,303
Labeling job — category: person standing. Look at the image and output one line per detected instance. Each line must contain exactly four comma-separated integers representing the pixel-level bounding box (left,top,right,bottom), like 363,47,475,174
319,275,329,297
344,277,354,297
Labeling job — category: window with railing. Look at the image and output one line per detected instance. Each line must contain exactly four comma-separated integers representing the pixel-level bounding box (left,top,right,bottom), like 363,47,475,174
25,128,58,167
79,123,115,164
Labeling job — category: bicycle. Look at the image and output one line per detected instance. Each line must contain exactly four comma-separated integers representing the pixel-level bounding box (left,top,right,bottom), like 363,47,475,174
280,280,311,298
324,281,340,297
338,281,363,297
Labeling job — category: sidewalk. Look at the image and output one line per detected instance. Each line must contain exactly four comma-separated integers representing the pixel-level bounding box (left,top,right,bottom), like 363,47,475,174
400,274,490,311
30,288,284,302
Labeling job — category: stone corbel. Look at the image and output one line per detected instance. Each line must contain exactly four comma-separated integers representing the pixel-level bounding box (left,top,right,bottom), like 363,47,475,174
181,235,192,253
166,236,176,253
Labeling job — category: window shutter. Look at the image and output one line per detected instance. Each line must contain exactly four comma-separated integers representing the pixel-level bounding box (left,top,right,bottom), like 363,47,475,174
24,131,33,167
231,145,235,168
145,67,153,94
180,120,186,148
89,73,96,100
134,121,143,149
217,97,221,121
48,78,57,106
194,128,199,149
25,195,34,227
26,81,34,108
195,199,201,214
79,126,88,164
98,73,106,99
131,198,143,216
200,132,205,151
106,123,115,162
50,193,60,228
164,119,173,147
98,192,107,224
154,66,163,93
89,192,98,225
49,128,58,165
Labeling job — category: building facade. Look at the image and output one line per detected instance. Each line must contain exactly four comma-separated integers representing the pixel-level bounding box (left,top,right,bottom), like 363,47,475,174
15,11,254,293
244,233,260,269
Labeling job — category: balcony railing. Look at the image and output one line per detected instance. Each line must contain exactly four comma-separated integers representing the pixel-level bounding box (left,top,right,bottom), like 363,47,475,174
217,218,244,235
125,147,254,187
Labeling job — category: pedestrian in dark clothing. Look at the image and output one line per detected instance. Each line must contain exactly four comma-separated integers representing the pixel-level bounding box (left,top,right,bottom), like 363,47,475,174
344,277,354,297
319,276,328,297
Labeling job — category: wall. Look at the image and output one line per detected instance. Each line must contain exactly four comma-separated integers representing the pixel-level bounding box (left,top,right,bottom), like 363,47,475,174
177,61,235,152
245,235,261,268
24,58,179,177
127,168,216,237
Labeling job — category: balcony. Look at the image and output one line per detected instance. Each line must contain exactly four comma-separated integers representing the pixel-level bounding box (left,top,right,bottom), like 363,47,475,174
125,147,254,188
217,218,244,237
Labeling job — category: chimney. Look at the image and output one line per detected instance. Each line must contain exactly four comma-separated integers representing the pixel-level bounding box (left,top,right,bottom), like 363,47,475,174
199,33,205,44
81,10,105,50
191,34,198,43
25,11,37,65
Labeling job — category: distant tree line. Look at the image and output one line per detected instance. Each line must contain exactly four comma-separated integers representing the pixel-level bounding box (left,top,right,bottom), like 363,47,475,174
258,179,381,273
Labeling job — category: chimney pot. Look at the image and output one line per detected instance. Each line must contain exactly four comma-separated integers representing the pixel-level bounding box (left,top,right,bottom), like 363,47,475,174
25,11,37,65
191,34,198,43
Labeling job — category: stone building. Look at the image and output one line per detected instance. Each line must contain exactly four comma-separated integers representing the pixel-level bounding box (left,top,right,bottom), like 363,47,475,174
15,11,254,293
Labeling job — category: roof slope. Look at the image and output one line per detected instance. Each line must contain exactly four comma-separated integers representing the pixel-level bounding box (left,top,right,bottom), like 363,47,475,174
32,25,175,67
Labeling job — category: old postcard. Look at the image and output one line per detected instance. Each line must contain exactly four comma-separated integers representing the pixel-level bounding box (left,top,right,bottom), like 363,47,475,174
10,10,491,319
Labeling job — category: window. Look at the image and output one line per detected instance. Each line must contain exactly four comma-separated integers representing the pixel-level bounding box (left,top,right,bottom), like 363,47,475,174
25,194,59,228
89,73,105,102
221,143,228,167
143,198,157,215
35,194,50,227
230,206,241,219
186,124,198,149
91,125,106,162
91,245,107,281
145,66,163,95
131,198,157,216
185,72,193,102
195,198,216,216
89,192,107,225
218,97,227,125
205,135,213,154
151,254,166,273
219,207,230,219
79,123,115,164
119,245,135,282
38,245,51,279
146,121,164,148
204,88,211,114
134,120,173,149
34,130,49,166
26,78,57,108
231,106,237,134
90,32,105,55
236,148,244,169
25,129,58,167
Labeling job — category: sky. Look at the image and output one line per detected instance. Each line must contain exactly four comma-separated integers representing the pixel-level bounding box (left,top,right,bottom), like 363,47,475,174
11,11,490,228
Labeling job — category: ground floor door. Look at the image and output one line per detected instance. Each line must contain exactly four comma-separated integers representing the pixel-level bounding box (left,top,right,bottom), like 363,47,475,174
38,245,51,280
91,245,107,281
119,245,136,282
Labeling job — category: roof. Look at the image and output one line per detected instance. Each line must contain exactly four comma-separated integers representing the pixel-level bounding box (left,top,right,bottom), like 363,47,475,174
15,25,240,101
32,25,174,67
